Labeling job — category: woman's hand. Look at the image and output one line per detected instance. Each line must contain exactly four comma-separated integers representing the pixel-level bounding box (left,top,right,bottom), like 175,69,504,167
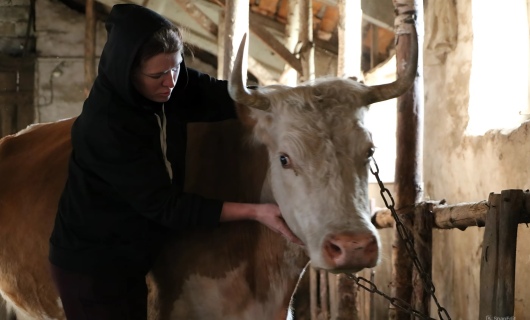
253,203,304,246
220,202,304,246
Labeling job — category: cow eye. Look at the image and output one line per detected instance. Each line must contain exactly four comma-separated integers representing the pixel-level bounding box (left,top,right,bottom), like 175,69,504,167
367,147,375,158
279,154,291,168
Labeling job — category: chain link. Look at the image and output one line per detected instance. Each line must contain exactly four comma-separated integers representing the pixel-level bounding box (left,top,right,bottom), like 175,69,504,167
348,157,451,320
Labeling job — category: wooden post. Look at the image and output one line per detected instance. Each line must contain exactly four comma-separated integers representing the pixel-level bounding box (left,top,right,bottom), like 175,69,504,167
337,0,362,79
333,0,363,319
221,0,248,80
411,202,433,315
310,267,318,320
299,0,314,82
217,10,225,80
299,0,317,317
84,0,97,97
390,0,423,319
479,190,522,318
278,0,300,85
0,54,34,137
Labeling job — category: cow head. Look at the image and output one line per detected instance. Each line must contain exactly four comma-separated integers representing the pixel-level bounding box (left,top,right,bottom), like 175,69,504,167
229,32,417,273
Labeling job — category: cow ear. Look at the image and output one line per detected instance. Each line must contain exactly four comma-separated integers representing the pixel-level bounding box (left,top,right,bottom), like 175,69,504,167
235,103,257,128
250,109,277,150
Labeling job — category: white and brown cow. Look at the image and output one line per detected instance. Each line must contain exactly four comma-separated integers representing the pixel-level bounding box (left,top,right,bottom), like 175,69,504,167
0,30,417,320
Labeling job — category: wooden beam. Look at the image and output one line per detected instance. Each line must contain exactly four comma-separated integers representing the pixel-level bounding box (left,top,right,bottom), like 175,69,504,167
337,0,362,78
84,0,97,97
411,202,433,316
173,0,281,82
278,0,300,85
217,10,225,79
249,21,303,74
479,190,521,318
332,1,363,318
173,0,218,36
248,57,277,85
299,0,314,82
390,0,422,318
222,0,248,79
372,192,530,230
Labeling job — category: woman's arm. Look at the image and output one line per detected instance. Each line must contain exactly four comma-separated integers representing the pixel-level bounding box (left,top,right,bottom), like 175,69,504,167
221,202,304,245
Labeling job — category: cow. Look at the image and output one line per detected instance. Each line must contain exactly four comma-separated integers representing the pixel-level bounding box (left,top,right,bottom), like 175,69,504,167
0,29,417,320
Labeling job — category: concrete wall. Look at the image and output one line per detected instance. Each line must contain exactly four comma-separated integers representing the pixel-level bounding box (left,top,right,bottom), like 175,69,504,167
0,0,33,55
34,0,107,122
424,0,530,318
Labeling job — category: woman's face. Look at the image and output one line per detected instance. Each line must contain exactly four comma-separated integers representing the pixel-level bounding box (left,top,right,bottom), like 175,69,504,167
132,51,182,103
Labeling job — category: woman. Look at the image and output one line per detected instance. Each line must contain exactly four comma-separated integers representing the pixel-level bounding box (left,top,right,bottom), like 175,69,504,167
49,4,300,319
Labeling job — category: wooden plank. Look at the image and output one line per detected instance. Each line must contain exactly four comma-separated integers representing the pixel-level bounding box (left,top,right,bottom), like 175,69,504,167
222,0,248,79
85,0,97,97
0,103,16,138
334,273,358,319
0,54,34,136
319,270,329,319
411,202,433,315
299,0,314,82
174,0,219,36
390,1,422,318
248,20,303,74
310,266,318,320
479,190,521,318
372,193,530,230
337,0,362,78
0,73,17,91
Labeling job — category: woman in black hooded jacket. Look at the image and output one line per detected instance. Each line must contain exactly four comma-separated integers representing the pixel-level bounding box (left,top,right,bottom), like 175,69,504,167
48,4,300,319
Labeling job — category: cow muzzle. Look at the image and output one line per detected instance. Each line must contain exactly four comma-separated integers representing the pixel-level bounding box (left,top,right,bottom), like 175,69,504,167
322,232,380,273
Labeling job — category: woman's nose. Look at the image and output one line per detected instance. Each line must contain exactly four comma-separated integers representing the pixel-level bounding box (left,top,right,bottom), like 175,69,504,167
162,72,176,88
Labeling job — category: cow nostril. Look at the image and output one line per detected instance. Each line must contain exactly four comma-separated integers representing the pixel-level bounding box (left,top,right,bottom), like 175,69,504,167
325,241,342,258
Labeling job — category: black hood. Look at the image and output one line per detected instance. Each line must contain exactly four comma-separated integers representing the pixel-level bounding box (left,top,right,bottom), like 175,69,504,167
97,4,188,108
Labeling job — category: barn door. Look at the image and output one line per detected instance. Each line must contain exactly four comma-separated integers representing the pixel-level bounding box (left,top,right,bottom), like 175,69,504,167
0,53,35,138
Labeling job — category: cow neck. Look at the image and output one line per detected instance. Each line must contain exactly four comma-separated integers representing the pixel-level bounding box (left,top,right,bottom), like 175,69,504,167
259,169,274,203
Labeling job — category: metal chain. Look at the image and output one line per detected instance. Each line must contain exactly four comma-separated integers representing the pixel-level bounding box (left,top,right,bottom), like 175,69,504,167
346,274,434,320
348,156,451,320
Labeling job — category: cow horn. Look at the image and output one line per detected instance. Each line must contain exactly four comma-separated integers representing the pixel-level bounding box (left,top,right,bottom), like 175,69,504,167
364,23,418,105
228,34,270,111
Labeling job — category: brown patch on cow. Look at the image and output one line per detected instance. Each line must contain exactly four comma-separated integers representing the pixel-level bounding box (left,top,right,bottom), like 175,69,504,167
0,117,309,319
148,119,307,318
0,118,74,319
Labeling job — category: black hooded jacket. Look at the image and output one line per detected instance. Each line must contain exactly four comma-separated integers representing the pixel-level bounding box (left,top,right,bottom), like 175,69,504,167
49,4,237,276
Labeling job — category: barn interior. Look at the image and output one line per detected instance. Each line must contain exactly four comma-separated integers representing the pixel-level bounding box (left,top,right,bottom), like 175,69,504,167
1,0,530,319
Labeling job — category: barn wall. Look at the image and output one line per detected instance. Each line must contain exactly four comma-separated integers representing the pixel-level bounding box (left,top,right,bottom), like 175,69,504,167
32,0,340,123
424,0,530,318
34,0,107,122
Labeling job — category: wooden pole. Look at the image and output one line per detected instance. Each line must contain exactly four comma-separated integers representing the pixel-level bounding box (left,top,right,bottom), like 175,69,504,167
310,267,318,320
84,0,96,97
221,0,248,80
479,190,522,318
372,193,530,230
411,202,433,315
299,1,319,318
217,10,225,80
337,0,362,79
299,0,314,82
333,1,363,319
278,0,300,85
390,0,423,319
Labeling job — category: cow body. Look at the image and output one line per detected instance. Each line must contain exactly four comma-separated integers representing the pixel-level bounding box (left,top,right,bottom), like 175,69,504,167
0,117,306,320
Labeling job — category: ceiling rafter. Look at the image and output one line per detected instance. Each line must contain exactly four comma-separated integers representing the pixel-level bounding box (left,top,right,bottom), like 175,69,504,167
174,0,301,74
173,0,218,36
